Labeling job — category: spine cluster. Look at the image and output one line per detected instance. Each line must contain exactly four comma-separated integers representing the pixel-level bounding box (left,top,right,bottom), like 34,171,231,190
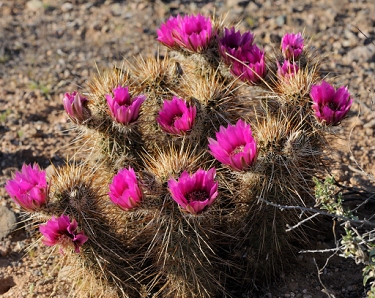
5,13,353,297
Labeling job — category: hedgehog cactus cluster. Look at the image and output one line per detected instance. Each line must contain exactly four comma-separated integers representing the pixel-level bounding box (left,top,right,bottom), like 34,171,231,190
5,14,353,297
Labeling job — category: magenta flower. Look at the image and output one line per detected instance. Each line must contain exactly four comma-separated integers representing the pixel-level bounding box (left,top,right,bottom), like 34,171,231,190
218,27,255,65
39,215,88,253
105,86,146,125
157,14,213,52
157,96,196,135
5,164,48,212
310,81,353,125
208,119,257,171
277,60,299,79
281,32,304,60
63,91,89,123
157,16,179,48
108,167,142,211
168,168,218,214
230,45,266,84
219,28,266,84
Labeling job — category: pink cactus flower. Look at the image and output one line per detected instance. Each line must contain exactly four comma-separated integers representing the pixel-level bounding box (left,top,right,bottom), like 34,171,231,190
105,86,146,125
218,27,255,65
310,81,353,125
39,214,88,253
157,14,213,52
108,167,142,211
230,45,266,84
157,96,196,135
208,119,257,171
5,164,48,212
63,91,89,123
168,168,218,214
219,28,266,84
277,60,299,79
156,16,180,48
281,32,304,60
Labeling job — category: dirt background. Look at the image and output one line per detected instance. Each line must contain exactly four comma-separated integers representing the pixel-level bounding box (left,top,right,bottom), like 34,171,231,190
0,0,374,297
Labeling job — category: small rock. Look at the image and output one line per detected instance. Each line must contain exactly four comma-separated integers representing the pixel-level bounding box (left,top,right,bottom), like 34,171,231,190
189,2,198,11
63,69,70,79
342,39,354,48
345,44,375,63
343,28,358,47
227,0,243,7
81,2,93,10
81,69,89,77
247,2,259,12
276,15,286,27
45,164,56,178
363,118,375,128
332,41,342,50
365,128,373,136
319,23,327,31
101,25,110,33
61,2,73,12
110,3,122,16
0,243,10,257
350,175,363,186
0,206,17,239
26,0,44,11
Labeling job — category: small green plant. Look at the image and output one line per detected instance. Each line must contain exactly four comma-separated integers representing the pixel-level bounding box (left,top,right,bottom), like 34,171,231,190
28,81,51,97
17,130,24,139
314,176,375,297
0,109,11,123
314,176,355,218
28,282,35,296
0,54,10,64
27,247,36,259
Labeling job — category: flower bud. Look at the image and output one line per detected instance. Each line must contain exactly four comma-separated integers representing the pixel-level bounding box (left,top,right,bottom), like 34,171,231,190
5,164,48,212
108,167,142,211
105,86,146,125
63,91,89,123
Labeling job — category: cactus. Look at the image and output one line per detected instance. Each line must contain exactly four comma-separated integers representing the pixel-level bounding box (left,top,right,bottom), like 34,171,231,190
5,14,353,297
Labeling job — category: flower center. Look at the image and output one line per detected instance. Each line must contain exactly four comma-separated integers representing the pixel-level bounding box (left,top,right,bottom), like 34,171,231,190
328,102,338,111
58,234,74,248
187,190,208,202
230,145,245,157
171,113,183,125
186,22,207,36
290,44,298,50
120,101,130,107
188,28,203,35
226,40,240,50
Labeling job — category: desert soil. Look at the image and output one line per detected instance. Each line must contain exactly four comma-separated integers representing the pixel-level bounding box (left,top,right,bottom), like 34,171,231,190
0,0,374,297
